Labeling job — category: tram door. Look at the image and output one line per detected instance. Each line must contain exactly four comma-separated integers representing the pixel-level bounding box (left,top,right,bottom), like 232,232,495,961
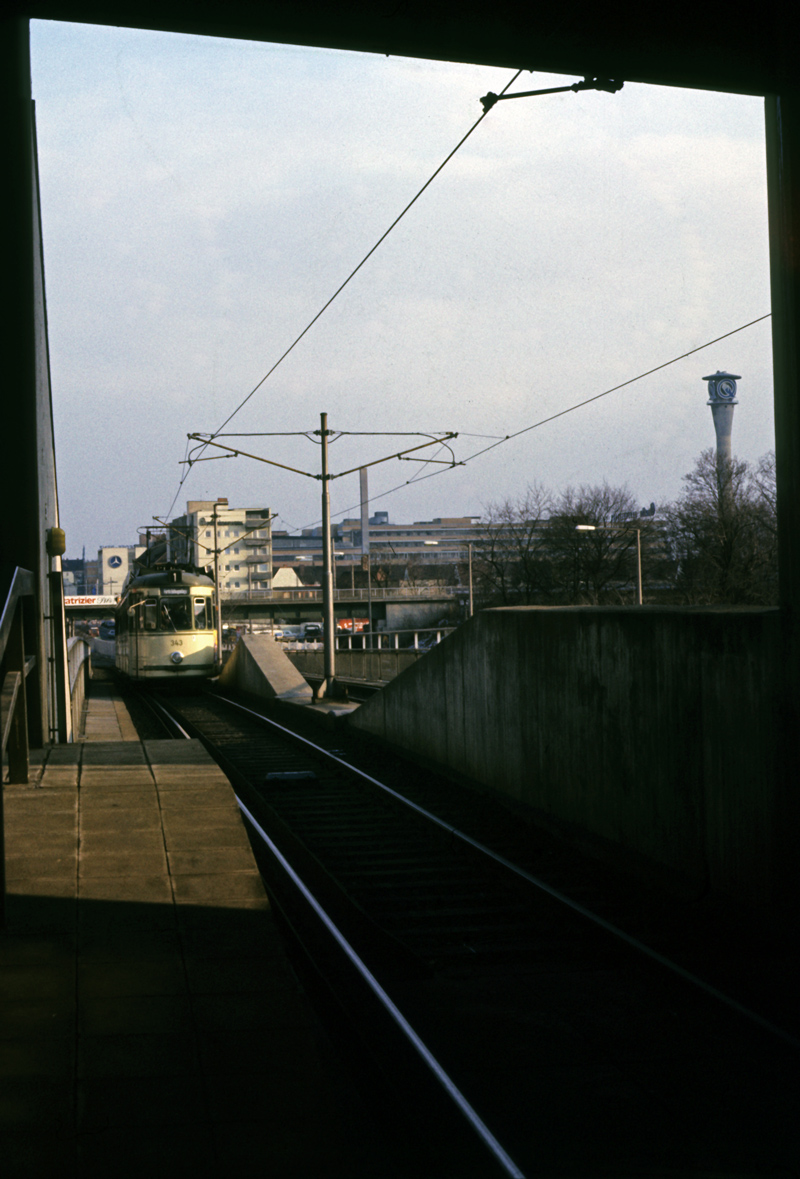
130,597,158,674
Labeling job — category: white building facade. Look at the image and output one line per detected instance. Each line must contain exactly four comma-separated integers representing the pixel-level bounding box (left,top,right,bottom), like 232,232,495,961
168,499,272,597
98,545,146,597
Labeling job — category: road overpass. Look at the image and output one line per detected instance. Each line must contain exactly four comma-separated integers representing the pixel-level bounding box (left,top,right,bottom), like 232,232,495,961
63,586,464,635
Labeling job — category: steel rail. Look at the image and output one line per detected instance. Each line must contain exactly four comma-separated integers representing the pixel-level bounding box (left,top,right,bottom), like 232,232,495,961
237,797,526,1179
148,686,525,1171
138,689,193,740
213,691,800,1053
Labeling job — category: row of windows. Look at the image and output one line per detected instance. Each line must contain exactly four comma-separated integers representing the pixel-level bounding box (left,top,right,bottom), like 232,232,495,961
117,594,215,633
202,526,269,537
221,564,270,572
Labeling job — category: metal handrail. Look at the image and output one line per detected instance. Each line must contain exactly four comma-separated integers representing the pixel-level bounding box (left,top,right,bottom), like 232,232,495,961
0,566,34,667
1,565,36,927
222,585,465,603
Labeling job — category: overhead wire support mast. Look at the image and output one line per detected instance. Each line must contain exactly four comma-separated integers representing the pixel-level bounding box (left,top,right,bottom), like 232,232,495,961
480,76,624,113
185,424,458,701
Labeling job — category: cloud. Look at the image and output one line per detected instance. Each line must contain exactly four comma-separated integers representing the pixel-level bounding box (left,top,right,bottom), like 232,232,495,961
32,24,773,553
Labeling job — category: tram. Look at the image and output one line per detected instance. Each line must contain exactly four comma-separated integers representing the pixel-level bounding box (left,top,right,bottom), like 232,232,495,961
115,567,218,682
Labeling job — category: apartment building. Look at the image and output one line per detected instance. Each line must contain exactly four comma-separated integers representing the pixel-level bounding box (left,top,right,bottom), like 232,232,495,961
168,499,272,595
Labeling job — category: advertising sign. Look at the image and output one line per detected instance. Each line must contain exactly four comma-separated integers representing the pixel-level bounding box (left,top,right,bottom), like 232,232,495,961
65,596,117,607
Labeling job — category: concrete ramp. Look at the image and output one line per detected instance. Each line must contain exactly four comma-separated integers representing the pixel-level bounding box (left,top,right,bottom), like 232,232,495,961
219,633,313,704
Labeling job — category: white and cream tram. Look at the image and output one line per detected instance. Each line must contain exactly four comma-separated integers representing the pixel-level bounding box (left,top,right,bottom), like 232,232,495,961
115,569,218,682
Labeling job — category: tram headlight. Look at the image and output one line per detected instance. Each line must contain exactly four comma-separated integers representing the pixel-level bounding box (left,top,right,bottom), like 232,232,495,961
170,650,184,665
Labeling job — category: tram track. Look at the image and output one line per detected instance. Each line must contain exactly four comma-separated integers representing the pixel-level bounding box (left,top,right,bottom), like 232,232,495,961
141,685,799,1177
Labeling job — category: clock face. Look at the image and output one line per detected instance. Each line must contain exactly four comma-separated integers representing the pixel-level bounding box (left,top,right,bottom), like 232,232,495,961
715,378,737,401
108,555,123,568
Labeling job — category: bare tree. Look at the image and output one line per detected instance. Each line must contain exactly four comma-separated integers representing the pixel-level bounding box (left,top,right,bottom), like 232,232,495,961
474,483,554,605
751,450,779,602
664,449,777,605
752,450,777,531
547,482,648,603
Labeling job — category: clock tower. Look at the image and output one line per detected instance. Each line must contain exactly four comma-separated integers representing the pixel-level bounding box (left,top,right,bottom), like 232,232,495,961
702,371,740,466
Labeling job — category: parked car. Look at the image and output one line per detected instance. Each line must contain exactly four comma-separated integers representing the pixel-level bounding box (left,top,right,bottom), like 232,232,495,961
303,623,323,640
99,620,116,640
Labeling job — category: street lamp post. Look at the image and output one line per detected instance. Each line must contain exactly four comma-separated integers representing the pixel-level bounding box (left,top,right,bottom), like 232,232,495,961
423,539,474,618
635,529,642,606
467,541,473,617
575,524,642,605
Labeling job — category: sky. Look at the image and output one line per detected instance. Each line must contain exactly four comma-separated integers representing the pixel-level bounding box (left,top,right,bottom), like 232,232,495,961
31,21,774,556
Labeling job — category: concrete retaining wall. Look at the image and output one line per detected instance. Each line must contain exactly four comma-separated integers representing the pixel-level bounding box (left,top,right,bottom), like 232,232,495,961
67,638,91,739
219,634,313,703
385,601,454,629
91,637,115,663
289,648,422,685
349,606,791,917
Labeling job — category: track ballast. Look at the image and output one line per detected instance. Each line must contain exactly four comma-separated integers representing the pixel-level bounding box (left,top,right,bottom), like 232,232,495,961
147,686,799,1179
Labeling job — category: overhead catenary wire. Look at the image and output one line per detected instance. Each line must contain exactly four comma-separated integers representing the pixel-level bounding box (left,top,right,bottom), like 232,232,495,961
161,67,527,518
158,65,768,530
204,68,525,441
459,314,773,467
297,312,772,532
184,310,770,537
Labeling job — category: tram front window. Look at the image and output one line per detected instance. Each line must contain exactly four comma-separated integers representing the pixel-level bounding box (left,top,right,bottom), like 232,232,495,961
193,597,212,630
160,596,192,631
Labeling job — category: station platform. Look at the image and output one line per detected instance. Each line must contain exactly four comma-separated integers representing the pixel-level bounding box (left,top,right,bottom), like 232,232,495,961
0,682,380,1177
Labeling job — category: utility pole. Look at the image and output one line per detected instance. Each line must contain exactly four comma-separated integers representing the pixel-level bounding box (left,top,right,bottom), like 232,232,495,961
319,412,336,698
360,466,373,648
185,422,457,688
212,501,223,664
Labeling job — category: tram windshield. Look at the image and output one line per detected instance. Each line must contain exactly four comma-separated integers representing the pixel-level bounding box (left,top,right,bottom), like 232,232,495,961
128,592,214,631
160,597,191,630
